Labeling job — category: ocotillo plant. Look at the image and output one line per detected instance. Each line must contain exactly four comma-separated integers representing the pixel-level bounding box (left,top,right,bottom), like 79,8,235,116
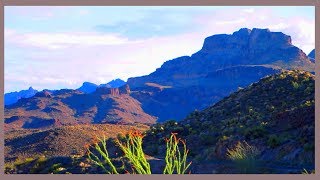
86,130,192,174
163,133,192,174
86,135,119,174
116,130,151,174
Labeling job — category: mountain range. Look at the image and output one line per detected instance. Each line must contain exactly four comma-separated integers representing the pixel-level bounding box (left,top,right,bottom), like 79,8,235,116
4,87,38,106
4,28,315,129
4,27,315,174
4,78,126,105
5,70,314,174
127,28,314,122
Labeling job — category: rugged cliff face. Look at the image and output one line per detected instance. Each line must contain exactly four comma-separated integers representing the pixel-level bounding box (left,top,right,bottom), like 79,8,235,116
128,28,313,89
192,28,311,68
127,28,313,122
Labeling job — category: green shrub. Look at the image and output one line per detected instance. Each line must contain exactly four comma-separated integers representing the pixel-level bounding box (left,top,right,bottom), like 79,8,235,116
292,81,299,89
199,133,216,145
303,143,314,152
267,135,283,148
244,126,266,139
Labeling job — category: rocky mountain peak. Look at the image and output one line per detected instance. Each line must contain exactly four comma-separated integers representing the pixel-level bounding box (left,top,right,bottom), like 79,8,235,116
95,84,131,96
34,90,52,98
128,28,314,90
190,27,310,67
232,28,252,37
28,87,35,91
119,84,131,94
249,28,292,48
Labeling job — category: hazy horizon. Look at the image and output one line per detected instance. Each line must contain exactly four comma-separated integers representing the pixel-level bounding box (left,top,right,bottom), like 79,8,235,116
5,6,315,93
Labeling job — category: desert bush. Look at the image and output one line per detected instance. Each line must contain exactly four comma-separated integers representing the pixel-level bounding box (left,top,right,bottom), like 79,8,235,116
226,141,260,173
292,81,300,89
244,126,266,139
267,134,283,148
199,132,216,145
303,143,314,152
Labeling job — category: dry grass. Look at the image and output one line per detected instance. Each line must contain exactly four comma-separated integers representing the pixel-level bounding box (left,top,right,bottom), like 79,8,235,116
5,124,149,163
226,141,260,173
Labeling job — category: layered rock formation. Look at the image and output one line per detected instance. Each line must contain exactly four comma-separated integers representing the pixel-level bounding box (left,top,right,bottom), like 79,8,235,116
128,28,313,89
127,28,313,122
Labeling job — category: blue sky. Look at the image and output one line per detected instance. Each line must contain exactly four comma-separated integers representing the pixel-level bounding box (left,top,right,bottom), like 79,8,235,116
5,6,315,93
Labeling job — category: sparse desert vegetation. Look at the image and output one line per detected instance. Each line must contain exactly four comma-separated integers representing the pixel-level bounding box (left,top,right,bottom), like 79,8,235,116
4,26,315,174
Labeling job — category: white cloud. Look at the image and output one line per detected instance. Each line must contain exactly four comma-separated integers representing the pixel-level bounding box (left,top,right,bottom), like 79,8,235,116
6,31,135,49
5,7,315,92
243,8,255,13
268,23,290,30
194,7,314,53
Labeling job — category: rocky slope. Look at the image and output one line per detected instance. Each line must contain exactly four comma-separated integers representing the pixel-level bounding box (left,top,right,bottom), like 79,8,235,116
127,28,313,122
4,85,156,131
143,70,315,173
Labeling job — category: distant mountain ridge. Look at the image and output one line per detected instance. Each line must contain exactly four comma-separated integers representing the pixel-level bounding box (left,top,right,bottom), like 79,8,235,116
4,78,126,105
308,49,315,62
4,87,38,106
127,28,314,121
4,84,155,131
77,78,126,93
77,82,98,94
100,78,126,88
5,28,315,125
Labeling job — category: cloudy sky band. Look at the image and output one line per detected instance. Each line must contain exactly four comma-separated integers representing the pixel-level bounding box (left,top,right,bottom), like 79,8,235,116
4,6,315,93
